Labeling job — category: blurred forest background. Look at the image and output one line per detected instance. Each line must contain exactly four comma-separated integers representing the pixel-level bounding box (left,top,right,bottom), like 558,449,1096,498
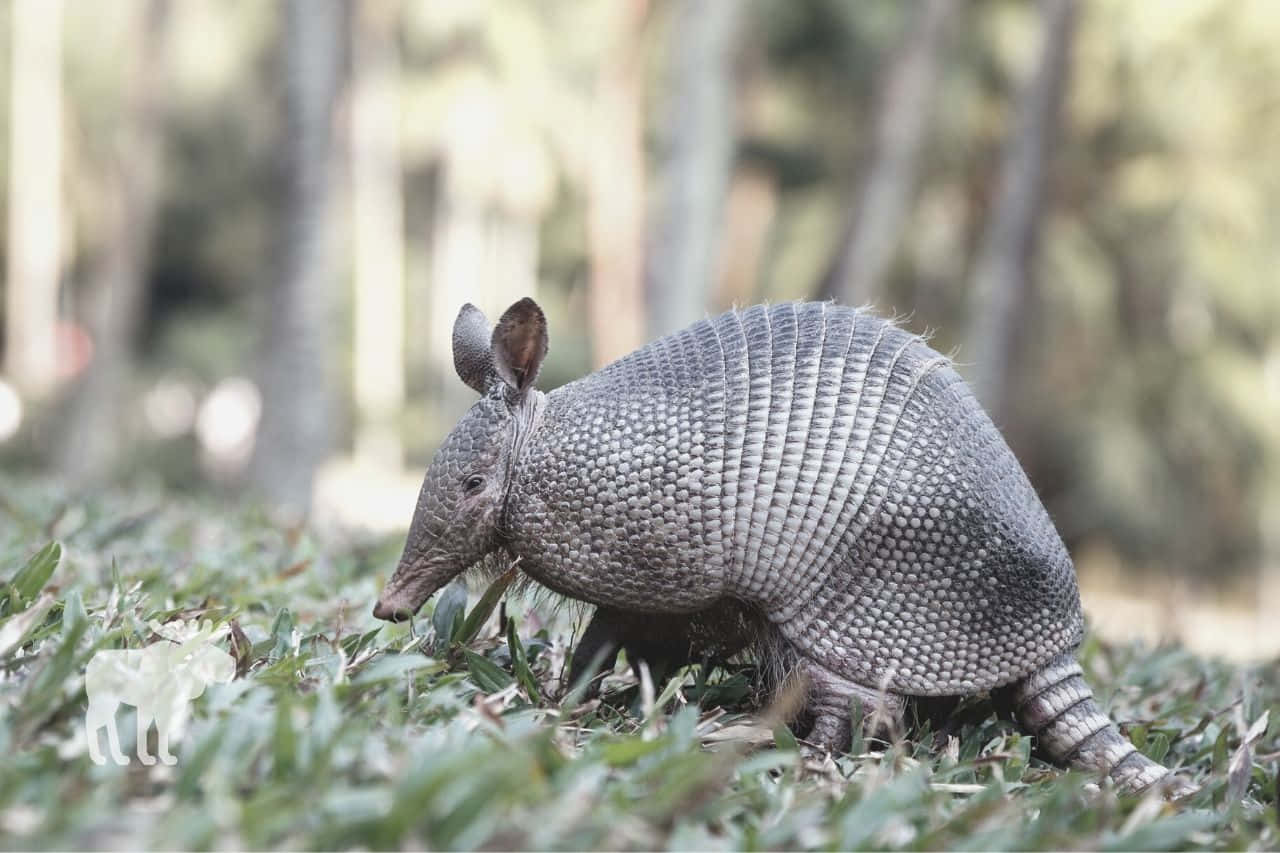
0,0,1276,656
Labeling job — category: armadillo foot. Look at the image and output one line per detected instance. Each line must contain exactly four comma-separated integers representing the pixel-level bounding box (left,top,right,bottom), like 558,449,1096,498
799,658,905,754
1007,653,1194,798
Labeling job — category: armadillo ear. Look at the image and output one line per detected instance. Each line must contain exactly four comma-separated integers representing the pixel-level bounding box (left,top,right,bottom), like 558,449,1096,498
453,303,497,394
492,297,548,395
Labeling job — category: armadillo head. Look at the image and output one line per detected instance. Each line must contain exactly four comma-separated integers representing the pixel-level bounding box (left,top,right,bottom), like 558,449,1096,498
373,298,547,622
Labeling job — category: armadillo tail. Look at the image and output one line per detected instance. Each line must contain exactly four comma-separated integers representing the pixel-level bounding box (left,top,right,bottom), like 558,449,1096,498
1008,654,1192,797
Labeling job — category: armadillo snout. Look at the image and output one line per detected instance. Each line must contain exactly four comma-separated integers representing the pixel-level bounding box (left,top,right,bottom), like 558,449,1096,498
372,596,412,622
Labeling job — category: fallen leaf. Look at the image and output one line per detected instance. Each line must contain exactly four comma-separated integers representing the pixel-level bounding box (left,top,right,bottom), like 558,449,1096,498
277,559,311,579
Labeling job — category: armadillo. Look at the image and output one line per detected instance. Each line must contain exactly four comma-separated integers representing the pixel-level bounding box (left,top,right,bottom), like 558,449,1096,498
374,297,1190,796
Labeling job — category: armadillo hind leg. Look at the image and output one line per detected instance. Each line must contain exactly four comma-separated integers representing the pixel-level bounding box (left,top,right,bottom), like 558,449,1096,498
1007,653,1193,797
800,658,906,753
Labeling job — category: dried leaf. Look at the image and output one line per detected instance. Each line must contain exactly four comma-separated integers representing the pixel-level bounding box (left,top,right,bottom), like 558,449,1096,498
1228,739,1255,804
1244,709,1270,747
1227,709,1270,804
277,558,311,579
0,593,55,657
229,619,253,678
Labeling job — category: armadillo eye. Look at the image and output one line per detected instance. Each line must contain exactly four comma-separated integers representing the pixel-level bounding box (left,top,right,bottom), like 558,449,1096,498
462,474,485,495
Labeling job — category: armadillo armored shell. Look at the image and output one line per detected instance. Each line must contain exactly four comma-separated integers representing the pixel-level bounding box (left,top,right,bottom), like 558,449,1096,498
506,301,1084,696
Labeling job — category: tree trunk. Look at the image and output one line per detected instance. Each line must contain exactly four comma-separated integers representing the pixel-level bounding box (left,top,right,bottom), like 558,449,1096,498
646,0,741,339
4,0,64,400
250,0,344,514
351,0,404,469
426,173,544,423
585,0,648,368
59,0,169,483
714,163,778,310
427,194,486,421
713,26,774,312
966,0,1076,423
818,0,958,306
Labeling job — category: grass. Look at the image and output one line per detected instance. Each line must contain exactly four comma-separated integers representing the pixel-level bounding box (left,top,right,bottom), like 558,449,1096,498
0,475,1277,850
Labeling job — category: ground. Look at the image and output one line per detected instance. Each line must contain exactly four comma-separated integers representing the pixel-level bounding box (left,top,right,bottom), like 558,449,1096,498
0,477,1276,850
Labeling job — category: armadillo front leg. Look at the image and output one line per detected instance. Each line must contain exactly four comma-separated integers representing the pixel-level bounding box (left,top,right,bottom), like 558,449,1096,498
567,608,624,697
801,658,906,752
1007,654,1194,797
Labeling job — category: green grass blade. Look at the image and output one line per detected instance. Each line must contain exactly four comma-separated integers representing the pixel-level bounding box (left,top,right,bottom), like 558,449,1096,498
432,579,467,645
456,563,519,645
3,541,60,614
462,648,514,693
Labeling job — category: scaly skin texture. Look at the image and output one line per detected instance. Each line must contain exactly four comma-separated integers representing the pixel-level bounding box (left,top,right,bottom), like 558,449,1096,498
376,299,1189,796
508,303,1082,692
997,654,1195,797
